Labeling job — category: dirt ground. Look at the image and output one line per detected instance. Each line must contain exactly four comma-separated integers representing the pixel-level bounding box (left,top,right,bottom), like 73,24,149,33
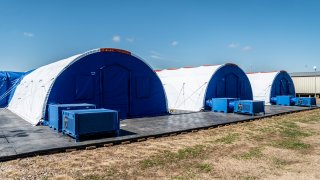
0,109,320,180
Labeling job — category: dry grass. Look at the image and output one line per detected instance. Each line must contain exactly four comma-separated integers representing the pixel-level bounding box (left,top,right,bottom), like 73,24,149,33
1,109,320,179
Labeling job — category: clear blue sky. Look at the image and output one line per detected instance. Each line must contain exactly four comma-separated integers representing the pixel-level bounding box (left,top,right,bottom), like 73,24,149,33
0,0,319,72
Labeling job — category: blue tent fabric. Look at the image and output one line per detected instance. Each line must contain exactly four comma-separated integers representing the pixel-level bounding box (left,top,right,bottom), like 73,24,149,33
46,49,168,120
204,64,253,108
270,71,295,100
0,72,8,107
0,71,25,107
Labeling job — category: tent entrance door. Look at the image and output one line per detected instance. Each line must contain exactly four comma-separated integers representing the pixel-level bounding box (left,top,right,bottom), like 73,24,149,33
280,79,288,95
100,65,130,119
225,73,239,98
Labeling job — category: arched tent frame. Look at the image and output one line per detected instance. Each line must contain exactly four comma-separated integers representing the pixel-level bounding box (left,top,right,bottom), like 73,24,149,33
8,48,168,125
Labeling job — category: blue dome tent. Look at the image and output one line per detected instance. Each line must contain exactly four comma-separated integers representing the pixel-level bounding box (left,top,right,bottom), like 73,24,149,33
8,48,168,125
270,71,295,99
204,64,253,102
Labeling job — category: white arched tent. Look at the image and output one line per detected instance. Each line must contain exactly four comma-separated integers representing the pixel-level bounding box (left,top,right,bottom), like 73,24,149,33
156,64,253,111
157,66,220,111
8,48,168,125
247,71,295,105
8,54,83,125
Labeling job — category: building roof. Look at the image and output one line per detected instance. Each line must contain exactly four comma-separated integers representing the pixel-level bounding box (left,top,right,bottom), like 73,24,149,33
290,71,320,77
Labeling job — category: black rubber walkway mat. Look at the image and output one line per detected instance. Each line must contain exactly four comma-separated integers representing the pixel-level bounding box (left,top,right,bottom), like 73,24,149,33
0,105,317,161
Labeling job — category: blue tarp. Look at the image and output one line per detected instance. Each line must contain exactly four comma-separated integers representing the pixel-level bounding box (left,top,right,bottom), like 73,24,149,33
0,71,25,107
0,72,8,107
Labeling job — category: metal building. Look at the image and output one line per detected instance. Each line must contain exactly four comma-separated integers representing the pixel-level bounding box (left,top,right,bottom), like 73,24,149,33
290,72,320,97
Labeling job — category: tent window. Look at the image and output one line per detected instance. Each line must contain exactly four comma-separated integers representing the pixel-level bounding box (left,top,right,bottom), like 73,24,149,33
136,77,150,98
75,75,94,100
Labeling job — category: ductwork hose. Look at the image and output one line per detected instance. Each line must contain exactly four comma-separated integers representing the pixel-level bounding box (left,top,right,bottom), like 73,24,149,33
205,99,236,110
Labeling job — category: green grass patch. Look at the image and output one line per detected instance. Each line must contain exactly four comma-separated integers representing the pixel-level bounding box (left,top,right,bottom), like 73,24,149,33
280,128,311,138
278,121,299,129
266,120,314,150
140,145,206,169
195,163,213,172
251,134,265,142
275,120,313,139
258,126,274,133
79,175,103,180
243,176,256,180
293,112,320,123
171,176,184,180
174,145,205,159
105,167,118,177
141,157,165,168
272,157,287,168
215,133,239,144
170,169,197,179
237,148,263,160
273,139,311,150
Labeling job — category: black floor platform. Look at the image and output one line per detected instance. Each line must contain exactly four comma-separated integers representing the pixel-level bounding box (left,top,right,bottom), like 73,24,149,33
0,105,317,161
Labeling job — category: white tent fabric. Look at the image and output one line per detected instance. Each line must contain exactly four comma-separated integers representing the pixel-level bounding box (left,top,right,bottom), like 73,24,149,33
157,65,222,111
247,72,279,105
7,49,99,125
